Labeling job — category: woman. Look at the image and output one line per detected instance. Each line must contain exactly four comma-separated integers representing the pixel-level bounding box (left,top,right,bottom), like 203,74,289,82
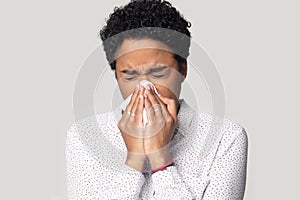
66,0,248,199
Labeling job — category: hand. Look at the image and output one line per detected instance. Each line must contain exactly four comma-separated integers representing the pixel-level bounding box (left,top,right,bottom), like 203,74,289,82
143,85,179,169
118,86,147,171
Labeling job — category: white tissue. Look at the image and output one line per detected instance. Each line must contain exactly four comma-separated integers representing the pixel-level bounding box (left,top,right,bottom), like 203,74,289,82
120,80,158,127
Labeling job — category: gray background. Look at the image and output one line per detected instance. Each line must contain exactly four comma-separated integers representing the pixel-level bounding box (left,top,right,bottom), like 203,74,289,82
1,0,299,199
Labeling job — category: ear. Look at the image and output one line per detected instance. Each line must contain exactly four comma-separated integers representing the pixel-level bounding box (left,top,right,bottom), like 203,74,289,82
180,61,187,82
114,70,118,79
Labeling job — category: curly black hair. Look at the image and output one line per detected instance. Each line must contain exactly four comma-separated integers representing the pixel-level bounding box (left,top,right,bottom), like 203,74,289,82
99,0,192,72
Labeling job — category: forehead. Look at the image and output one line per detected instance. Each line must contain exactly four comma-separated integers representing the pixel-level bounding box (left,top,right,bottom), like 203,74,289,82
115,39,177,70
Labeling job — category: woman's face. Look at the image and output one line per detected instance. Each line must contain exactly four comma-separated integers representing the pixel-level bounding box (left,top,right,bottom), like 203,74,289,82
115,38,187,100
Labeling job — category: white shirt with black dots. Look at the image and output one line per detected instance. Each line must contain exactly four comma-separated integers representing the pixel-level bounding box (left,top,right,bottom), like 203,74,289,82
66,99,248,199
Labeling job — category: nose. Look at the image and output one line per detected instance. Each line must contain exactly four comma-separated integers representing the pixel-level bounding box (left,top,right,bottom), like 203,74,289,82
139,74,150,82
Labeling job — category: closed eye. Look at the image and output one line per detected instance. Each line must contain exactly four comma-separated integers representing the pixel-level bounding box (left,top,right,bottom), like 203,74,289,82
150,66,170,79
124,76,138,81
151,74,166,78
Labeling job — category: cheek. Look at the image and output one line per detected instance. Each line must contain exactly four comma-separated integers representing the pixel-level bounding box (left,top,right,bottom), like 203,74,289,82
154,78,182,99
153,71,183,95
155,85,178,99
118,82,136,99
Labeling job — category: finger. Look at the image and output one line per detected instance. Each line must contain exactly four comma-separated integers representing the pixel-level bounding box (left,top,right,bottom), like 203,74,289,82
145,85,159,105
131,87,142,114
144,92,155,122
146,86,165,118
157,95,178,119
152,100,164,118
124,86,140,119
131,87,144,125
154,94,170,118
145,86,161,116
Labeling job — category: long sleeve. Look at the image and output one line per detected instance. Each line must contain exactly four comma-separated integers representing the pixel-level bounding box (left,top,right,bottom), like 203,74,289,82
65,123,146,199
150,165,196,199
202,127,248,200
65,100,248,199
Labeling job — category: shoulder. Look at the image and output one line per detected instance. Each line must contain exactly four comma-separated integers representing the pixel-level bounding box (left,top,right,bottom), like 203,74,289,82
195,111,247,139
179,100,247,154
65,111,121,167
66,111,116,143
179,100,247,142
193,111,248,156
67,111,115,132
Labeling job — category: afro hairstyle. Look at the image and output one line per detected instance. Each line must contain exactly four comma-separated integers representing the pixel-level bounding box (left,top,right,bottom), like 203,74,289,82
99,0,192,73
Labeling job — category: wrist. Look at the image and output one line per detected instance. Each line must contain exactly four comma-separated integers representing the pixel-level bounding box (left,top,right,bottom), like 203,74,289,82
125,153,147,172
147,147,172,169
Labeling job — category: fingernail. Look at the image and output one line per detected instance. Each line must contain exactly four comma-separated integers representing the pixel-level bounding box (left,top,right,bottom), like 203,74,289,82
139,94,143,98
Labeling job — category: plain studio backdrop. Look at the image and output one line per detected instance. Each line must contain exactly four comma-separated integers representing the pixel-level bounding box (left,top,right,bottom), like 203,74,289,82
0,0,299,199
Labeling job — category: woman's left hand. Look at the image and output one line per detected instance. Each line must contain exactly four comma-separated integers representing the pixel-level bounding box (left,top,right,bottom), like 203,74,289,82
143,85,178,169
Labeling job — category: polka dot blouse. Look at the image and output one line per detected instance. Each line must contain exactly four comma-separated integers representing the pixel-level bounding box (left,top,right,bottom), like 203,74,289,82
66,99,248,199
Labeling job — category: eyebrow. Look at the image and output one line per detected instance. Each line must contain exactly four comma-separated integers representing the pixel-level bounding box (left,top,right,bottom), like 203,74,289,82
120,69,139,75
148,66,168,73
121,66,168,75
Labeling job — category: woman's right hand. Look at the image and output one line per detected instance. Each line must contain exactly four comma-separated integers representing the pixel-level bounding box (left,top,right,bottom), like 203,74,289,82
117,86,146,171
